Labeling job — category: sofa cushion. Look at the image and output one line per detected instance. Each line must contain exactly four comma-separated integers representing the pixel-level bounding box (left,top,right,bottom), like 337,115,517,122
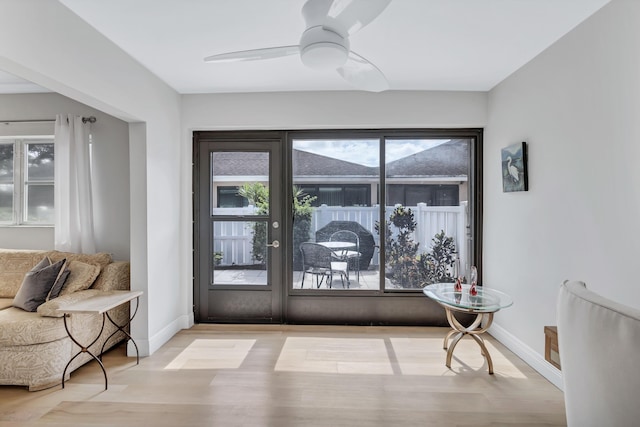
0,298,13,310
12,258,66,312
46,250,112,270
0,249,48,298
58,261,101,296
0,307,67,345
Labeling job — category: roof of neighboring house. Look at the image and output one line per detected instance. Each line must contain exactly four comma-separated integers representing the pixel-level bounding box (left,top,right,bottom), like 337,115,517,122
292,149,379,176
212,141,468,178
212,152,269,175
385,140,469,177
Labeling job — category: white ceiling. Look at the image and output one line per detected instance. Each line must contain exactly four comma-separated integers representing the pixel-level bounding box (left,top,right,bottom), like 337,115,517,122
4,0,611,94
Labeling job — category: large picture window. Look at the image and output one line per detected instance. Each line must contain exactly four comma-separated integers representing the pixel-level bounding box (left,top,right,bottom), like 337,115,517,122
291,131,480,292
0,139,55,225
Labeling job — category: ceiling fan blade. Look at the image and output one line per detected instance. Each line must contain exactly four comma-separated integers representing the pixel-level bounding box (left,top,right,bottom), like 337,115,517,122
337,51,389,92
204,45,299,63
325,0,392,35
301,0,333,28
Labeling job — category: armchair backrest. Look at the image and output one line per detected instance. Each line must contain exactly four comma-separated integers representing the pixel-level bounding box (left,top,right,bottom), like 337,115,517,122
557,280,640,427
300,242,332,270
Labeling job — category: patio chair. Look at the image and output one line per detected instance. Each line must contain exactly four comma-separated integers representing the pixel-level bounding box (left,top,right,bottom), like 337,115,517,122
329,230,361,281
300,242,350,289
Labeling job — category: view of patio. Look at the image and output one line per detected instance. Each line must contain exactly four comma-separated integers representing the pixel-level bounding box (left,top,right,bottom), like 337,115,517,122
212,202,468,290
210,138,471,291
213,268,383,289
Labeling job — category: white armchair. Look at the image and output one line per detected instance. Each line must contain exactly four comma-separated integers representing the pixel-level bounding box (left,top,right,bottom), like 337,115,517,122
557,280,640,427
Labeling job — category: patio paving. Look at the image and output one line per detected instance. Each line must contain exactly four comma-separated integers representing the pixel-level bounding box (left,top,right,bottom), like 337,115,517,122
213,268,385,290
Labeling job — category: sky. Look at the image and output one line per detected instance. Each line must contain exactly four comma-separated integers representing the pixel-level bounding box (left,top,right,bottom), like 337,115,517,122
292,139,450,167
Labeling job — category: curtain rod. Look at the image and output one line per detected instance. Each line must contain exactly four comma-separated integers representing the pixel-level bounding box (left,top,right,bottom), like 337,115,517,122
0,116,97,124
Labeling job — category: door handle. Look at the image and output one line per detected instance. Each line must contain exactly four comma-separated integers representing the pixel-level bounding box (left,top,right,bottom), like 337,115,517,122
267,240,280,248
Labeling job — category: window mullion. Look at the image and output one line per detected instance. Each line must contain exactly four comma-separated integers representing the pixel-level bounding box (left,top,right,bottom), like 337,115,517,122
21,140,31,225
13,139,24,225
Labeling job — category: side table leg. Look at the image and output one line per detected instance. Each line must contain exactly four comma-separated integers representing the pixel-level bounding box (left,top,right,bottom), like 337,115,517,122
445,331,464,368
442,308,496,374
469,333,494,374
100,296,141,364
443,329,457,350
61,313,108,389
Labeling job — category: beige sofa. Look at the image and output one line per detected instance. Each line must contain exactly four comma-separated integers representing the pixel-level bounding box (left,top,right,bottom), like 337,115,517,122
0,249,130,391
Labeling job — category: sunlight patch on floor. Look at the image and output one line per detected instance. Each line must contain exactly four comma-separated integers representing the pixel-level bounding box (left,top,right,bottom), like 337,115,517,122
390,337,528,378
275,337,393,375
164,339,256,370
390,337,455,376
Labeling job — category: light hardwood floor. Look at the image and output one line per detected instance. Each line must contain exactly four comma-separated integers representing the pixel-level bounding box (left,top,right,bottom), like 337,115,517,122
0,325,566,426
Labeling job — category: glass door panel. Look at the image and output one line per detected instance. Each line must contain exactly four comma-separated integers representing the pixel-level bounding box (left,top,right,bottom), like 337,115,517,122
212,220,268,286
383,138,471,290
195,135,283,323
291,138,380,291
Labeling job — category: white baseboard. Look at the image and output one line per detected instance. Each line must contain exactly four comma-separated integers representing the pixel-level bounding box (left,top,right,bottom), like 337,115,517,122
489,323,563,390
128,314,192,357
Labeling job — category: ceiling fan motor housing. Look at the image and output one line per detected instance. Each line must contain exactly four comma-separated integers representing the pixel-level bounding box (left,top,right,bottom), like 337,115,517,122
299,26,350,69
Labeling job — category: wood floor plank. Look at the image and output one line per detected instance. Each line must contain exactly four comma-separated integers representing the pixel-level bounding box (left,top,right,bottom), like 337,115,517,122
0,325,566,426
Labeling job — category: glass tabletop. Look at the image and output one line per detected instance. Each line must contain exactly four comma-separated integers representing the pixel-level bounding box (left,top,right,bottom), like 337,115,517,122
318,241,356,249
423,283,513,312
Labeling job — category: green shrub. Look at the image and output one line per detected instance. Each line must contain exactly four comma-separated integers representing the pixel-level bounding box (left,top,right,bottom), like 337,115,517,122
376,205,456,288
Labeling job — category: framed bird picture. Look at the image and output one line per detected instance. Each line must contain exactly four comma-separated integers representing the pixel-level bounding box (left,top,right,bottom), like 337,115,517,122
501,141,528,192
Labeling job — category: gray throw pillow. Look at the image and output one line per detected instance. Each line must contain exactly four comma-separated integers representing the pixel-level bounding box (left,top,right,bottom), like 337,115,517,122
12,258,66,312
47,268,70,300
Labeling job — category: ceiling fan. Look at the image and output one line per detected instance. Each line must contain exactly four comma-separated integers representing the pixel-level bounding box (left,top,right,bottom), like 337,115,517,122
204,0,392,92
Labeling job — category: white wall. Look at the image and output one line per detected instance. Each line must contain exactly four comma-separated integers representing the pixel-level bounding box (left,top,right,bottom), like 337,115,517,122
182,91,487,130
484,0,639,388
0,93,130,260
0,0,184,356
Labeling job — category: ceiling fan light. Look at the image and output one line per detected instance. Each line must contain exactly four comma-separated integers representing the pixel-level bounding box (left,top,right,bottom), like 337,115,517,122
301,42,348,69
299,25,349,69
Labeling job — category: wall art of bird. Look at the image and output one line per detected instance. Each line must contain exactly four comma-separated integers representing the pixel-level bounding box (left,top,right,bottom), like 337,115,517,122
506,156,520,183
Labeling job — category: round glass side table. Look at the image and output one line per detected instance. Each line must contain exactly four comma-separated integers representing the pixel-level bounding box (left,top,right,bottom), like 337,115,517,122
423,283,513,374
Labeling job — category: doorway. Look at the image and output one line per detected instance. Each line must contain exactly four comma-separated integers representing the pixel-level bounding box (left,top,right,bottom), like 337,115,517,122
194,128,482,326
194,131,284,322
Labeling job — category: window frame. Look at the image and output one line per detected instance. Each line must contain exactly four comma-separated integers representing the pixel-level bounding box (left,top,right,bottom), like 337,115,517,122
0,137,55,226
288,128,483,294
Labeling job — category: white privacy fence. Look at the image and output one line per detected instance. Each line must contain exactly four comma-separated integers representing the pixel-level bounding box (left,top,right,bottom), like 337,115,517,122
312,203,469,270
211,202,469,270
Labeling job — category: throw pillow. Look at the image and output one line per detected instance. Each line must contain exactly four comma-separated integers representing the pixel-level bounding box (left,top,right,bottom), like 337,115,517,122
46,250,112,269
12,257,66,312
58,260,101,296
47,267,71,300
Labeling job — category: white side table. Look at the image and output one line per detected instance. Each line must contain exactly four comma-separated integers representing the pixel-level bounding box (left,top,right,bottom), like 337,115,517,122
56,290,143,389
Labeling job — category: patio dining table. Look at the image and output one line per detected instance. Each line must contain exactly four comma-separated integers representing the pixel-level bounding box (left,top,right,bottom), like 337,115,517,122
317,241,356,251
317,241,357,280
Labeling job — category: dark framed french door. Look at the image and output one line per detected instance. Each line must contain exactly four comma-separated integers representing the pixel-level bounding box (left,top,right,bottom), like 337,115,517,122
194,128,482,326
194,131,284,323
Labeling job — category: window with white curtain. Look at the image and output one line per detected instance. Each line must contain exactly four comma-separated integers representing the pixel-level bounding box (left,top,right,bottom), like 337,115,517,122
0,138,55,225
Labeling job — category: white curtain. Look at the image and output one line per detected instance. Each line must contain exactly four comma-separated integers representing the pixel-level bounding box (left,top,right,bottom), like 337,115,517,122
54,114,96,253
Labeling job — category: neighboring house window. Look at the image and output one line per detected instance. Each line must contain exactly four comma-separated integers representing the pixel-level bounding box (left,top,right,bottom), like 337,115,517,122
217,186,250,208
386,184,459,206
298,184,371,207
0,139,55,225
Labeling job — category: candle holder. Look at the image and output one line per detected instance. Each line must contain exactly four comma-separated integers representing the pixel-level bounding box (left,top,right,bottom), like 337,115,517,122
469,266,478,296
